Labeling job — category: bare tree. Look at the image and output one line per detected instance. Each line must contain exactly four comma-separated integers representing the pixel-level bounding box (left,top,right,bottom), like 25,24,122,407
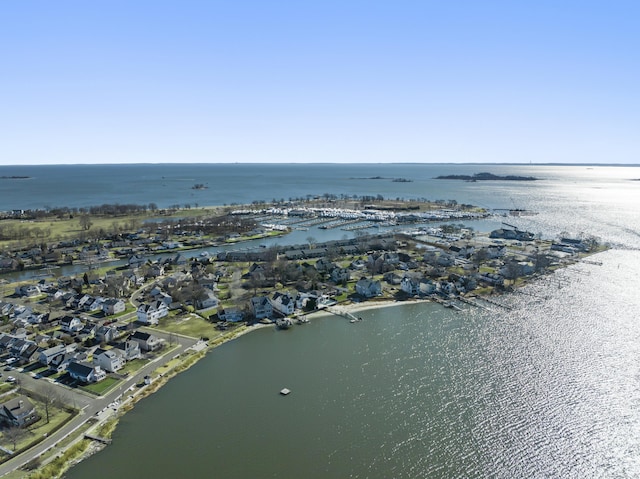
79,215,93,231
3,426,25,451
39,382,62,423
306,236,317,249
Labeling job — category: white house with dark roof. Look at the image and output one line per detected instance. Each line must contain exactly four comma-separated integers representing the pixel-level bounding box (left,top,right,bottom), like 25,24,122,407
102,298,126,316
67,360,107,383
113,340,141,361
38,344,68,366
95,324,119,344
218,308,244,323
93,348,125,373
271,292,295,315
130,331,162,351
137,301,169,325
60,316,84,333
251,296,273,320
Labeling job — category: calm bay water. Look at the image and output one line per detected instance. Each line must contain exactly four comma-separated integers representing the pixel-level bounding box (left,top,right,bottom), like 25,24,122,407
65,252,640,479
5,163,636,478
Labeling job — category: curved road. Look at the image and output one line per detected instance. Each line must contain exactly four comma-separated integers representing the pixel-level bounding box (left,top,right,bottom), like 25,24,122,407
0,330,197,476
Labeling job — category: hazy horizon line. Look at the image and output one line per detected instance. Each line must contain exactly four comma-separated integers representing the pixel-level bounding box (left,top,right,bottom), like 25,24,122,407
1,162,639,167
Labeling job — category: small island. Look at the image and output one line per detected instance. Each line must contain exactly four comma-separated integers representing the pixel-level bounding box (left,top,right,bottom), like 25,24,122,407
350,176,413,182
435,172,537,181
392,178,413,183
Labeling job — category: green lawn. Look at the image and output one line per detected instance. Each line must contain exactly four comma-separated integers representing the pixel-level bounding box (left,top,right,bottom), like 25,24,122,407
119,358,147,375
156,314,218,339
80,377,120,395
0,403,75,460
0,383,15,395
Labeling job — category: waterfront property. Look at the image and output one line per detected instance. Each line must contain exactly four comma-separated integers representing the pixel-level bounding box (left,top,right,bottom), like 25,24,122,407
0,396,40,428
129,331,162,352
67,361,107,383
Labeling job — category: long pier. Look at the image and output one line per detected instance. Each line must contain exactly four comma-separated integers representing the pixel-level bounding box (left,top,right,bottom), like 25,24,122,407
457,296,492,311
479,296,513,310
326,307,361,322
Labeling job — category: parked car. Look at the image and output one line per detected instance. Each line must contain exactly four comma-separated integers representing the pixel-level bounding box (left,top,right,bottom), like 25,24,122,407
6,376,16,383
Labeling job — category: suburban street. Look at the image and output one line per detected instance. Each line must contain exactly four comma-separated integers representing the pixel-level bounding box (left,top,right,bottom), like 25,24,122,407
0,331,198,476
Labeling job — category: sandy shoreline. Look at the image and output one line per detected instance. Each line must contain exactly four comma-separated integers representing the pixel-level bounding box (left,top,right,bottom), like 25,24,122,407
307,298,433,318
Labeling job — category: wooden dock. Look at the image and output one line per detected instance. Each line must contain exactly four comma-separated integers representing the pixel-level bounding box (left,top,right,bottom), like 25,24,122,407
326,307,361,322
85,434,112,445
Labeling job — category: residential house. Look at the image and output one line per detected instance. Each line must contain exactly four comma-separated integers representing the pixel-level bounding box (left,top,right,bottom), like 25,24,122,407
49,351,86,373
129,331,162,352
218,308,244,323
16,341,39,364
437,253,455,267
271,292,296,315
294,292,317,310
439,281,457,296
156,292,173,306
113,340,141,361
315,258,335,273
9,338,36,357
78,322,97,341
38,344,68,366
0,302,14,317
243,263,266,282
250,296,273,320
355,278,382,298
148,263,166,278
196,290,219,310
60,316,84,334
95,325,119,344
401,276,421,296
0,334,15,351
499,261,535,278
128,254,146,268
450,245,475,258
401,276,436,296
76,294,94,310
93,348,125,373
27,312,48,325
102,298,126,316
14,284,41,298
63,293,78,309
382,252,401,265
137,301,169,325
197,274,218,291
67,360,107,383
330,267,350,283
85,297,105,312
0,396,40,428
172,253,187,265
383,272,403,285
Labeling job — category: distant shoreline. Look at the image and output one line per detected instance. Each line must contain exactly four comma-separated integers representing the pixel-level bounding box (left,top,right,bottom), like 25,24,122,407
436,172,537,181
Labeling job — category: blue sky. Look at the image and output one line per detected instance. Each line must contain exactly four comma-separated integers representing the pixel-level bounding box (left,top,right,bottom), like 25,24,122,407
1,1,638,165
